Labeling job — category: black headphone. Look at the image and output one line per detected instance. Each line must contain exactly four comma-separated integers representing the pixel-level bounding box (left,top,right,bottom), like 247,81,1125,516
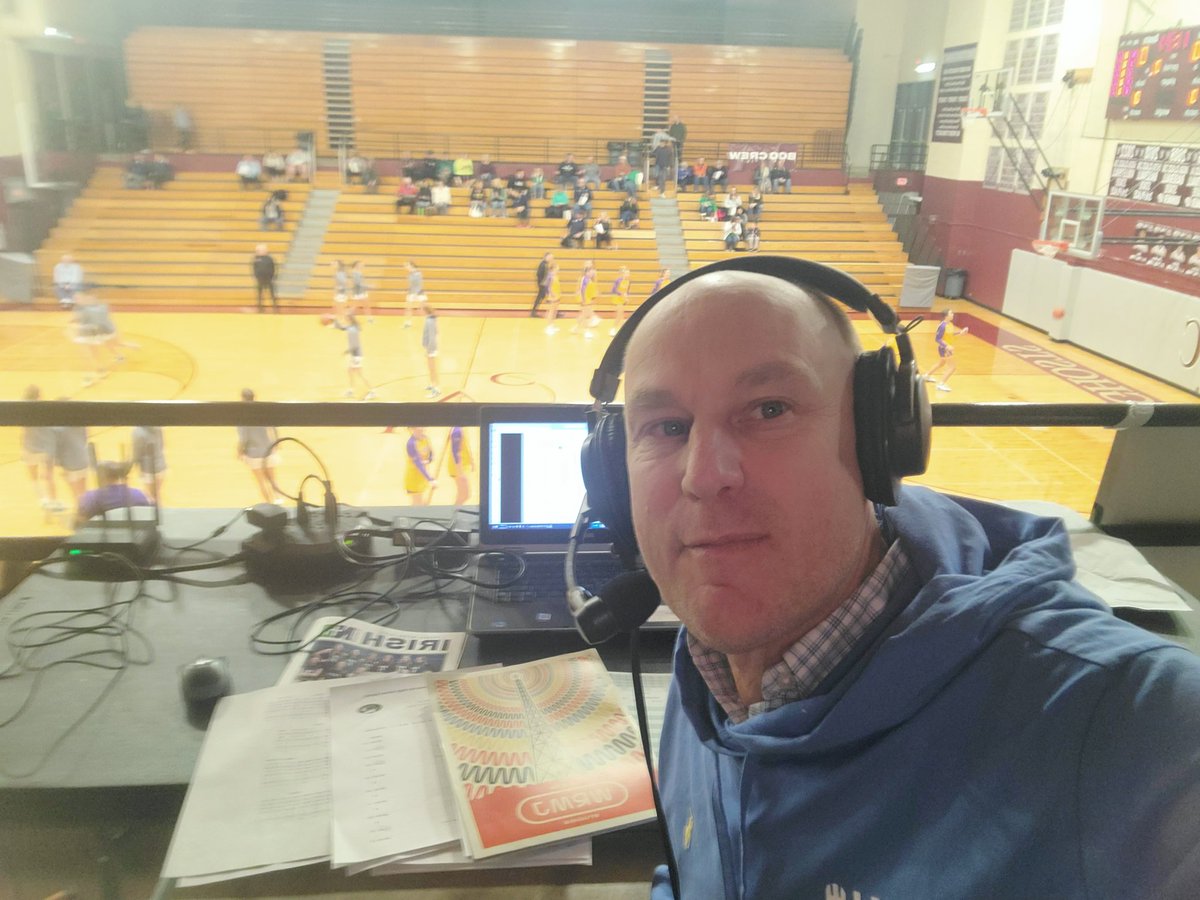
568,255,932,643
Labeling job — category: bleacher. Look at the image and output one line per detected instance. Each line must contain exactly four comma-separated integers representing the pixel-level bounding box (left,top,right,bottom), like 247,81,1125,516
307,177,660,312
36,168,308,305
682,184,908,303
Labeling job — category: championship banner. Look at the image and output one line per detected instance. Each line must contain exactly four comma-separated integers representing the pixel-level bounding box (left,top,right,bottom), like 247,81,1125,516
932,43,978,144
727,143,799,175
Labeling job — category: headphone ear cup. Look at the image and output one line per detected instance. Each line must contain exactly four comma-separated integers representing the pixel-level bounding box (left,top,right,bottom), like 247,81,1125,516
853,349,899,506
580,413,640,559
890,355,933,481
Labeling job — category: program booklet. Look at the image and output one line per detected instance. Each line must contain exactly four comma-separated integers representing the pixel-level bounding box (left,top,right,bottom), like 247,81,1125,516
428,649,656,859
277,616,466,685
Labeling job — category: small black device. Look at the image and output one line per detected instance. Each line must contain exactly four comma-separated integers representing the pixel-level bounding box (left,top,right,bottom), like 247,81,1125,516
179,657,232,705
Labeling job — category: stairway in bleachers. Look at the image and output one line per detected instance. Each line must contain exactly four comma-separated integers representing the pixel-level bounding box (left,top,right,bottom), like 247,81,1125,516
278,189,340,299
649,197,689,274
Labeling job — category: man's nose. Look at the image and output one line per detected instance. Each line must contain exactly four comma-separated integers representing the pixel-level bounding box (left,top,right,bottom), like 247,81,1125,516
681,427,743,499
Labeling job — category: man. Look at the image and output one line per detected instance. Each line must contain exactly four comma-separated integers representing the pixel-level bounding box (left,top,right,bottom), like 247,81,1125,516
667,115,687,158
618,266,1200,899
52,253,84,309
531,252,553,317
236,155,262,189
560,208,587,248
582,156,602,189
769,159,792,193
708,158,729,193
557,153,579,188
653,140,674,195
252,244,278,313
76,460,150,526
395,176,418,214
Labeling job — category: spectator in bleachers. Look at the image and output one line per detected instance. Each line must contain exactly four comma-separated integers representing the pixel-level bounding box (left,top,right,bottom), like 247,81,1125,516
263,150,286,180
488,178,508,218
547,187,570,219
561,208,587,248
513,185,532,227
677,161,694,193
723,215,744,251
236,388,281,503
435,157,454,184
653,140,674,195
149,154,174,188
430,180,452,215
237,155,262,189
398,151,417,181
668,115,687,158
260,192,285,230
609,155,633,193
468,179,486,217
252,243,278,313
755,160,772,193
619,195,640,229
770,160,793,193
594,211,614,250
452,153,474,185
415,181,433,215
125,151,152,189
692,157,709,193
531,252,553,317
724,188,742,221
698,192,717,222
477,154,497,184
286,146,310,181
573,176,593,216
361,158,380,193
557,154,579,188
395,177,418,214
745,221,761,252
583,156,602,189
346,152,368,184
76,459,150,527
173,105,193,152
419,150,439,183
131,425,167,504
507,169,528,193
53,253,84,309
709,159,729,192
530,167,546,199
746,187,764,222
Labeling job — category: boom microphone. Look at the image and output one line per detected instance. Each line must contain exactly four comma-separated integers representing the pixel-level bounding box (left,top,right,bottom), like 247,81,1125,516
568,571,662,645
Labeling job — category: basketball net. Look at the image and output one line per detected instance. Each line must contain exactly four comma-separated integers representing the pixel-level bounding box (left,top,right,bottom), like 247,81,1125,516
1032,239,1069,258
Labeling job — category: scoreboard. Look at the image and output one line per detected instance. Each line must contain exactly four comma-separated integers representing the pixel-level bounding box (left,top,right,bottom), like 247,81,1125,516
1107,25,1200,120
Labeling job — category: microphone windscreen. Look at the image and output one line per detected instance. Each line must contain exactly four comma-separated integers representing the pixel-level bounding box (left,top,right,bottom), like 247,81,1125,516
604,570,662,631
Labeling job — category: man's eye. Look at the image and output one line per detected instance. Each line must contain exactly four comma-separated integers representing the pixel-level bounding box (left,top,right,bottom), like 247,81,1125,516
657,420,688,438
758,400,788,419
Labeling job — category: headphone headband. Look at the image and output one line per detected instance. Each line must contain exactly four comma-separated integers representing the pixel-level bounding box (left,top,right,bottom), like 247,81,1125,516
589,256,901,404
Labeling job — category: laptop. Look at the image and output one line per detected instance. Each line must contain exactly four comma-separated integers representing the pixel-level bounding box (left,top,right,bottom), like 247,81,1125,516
466,406,639,635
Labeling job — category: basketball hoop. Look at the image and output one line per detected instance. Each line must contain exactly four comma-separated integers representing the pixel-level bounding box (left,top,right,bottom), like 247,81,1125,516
1032,239,1069,258
961,107,990,119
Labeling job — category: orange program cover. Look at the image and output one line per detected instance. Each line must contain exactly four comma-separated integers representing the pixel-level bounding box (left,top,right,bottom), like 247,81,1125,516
428,649,656,859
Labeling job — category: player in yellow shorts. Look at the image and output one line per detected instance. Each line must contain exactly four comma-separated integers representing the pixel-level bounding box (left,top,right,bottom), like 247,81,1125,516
445,426,475,506
404,427,435,504
609,265,630,336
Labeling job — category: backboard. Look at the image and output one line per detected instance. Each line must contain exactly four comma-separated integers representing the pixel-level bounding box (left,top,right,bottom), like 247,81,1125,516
1041,191,1105,258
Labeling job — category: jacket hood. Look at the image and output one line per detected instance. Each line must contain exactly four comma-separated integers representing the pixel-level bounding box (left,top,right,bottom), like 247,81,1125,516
674,486,1116,756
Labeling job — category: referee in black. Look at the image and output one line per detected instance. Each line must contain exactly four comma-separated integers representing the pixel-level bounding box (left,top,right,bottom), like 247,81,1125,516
530,252,553,317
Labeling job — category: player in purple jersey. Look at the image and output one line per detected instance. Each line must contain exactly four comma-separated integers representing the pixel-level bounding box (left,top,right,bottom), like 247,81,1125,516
924,309,968,392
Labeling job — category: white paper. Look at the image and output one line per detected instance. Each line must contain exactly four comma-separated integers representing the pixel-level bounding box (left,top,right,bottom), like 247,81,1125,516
328,675,461,867
610,671,673,755
364,838,593,875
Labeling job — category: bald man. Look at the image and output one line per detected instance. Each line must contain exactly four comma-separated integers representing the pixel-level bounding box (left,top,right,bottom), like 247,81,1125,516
622,269,1200,899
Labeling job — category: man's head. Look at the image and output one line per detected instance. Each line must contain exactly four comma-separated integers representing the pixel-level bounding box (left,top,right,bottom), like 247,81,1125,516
96,460,133,487
255,243,268,255
622,271,882,659
61,253,74,264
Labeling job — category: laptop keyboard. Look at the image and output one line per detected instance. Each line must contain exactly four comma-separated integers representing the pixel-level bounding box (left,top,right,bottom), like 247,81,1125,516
486,552,627,604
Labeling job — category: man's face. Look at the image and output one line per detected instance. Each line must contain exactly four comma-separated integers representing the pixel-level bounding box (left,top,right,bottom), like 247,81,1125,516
624,274,877,657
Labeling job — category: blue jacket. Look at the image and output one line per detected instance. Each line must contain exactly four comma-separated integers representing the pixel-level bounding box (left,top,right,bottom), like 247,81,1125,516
652,487,1200,899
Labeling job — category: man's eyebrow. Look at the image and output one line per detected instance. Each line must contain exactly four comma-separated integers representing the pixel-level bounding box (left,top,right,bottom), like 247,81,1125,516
625,387,677,411
735,359,815,390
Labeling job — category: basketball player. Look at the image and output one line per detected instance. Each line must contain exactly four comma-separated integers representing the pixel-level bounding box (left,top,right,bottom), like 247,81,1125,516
609,265,631,336
923,309,968,392
71,291,131,385
572,260,599,337
446,426,475,506
543,262,562,335
330,312,377,400
420,299,441,398
236,388,281,503
404,427,435,505
331,260,348,315
404,261,425,328
350,260,372,321
21,385,58,511
131,424,167,503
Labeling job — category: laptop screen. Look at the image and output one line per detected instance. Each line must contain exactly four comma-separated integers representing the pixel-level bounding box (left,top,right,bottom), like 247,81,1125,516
479,407,608,545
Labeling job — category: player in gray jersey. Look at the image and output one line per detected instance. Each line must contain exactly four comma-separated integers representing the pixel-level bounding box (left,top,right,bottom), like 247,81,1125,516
420,299,441,397
331,260,348,316
236,388,281,503
350,260,372,321
21,385,59,511
404,261,425,329
51,416,89,510
131,425,167,502
71,292,135,385
331,313,376,400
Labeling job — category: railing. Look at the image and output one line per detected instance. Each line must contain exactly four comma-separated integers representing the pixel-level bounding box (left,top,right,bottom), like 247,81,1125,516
870,142,928,172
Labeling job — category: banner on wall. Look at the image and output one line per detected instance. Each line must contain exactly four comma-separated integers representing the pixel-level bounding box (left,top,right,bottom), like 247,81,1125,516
931,43,977,144
1108,143,1200,209
726,143,798,175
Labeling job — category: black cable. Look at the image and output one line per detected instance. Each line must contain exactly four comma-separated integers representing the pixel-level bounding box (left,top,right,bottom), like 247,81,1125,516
262,436,333,503
630,628,681,899
160,508,248,552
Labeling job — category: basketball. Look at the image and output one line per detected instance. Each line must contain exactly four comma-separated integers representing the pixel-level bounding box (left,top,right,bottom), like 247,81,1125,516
1051,307,1065,320
320,314,334,326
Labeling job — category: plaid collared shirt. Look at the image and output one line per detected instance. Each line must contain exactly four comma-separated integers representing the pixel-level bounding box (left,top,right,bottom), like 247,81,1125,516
687,540,913,724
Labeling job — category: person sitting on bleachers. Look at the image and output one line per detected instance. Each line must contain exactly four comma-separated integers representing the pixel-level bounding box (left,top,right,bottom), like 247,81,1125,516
677,162,695,193
507,169,528,194
561,208,587,248
609,155,633,192
430,180,451,215
147,154,174,189
513,186,532,227
619,195,640,228
415,180,433,215
124,151,152,189
583,156,602,189
698,192,717,222
755,160,772,193
361,157,380,193
594,211,614,250
557,154,579,187
260,191,285,230
419,150,439,183
262,150,286,180
530,167,546,199
236,155,262,189
692,157,710,193
709,159,729,192
546,188,570,218
395,177,418,214
76,459,150,527
769,161,793,193
746,187,764,222
452,153,474,185
724,188,742,221
486,178,506,217
573,176,593,216
477,154,497,184
346,152,368,184
468,179,486,217
286,147,311,181
723,214,745,251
